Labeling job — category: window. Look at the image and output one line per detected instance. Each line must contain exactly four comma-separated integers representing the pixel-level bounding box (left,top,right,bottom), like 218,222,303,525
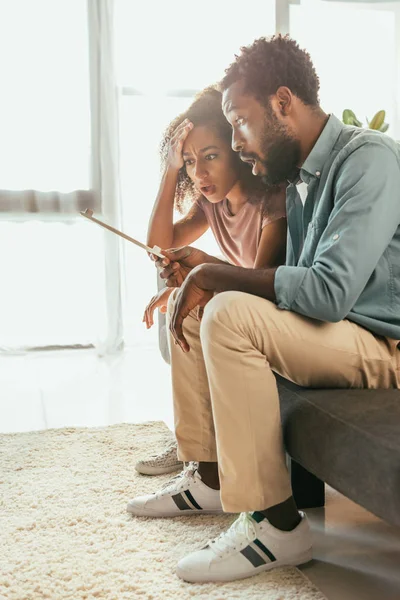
115,0,276,346
0,1,106,350
115,0,276,93
0,0,93,212
0,221,106,349
290,0,399,139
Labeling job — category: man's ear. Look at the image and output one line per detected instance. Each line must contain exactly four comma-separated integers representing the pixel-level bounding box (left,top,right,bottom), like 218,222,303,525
275,86,293,116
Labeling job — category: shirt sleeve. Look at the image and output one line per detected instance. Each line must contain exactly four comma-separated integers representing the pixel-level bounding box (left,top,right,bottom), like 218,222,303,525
274,140,400,322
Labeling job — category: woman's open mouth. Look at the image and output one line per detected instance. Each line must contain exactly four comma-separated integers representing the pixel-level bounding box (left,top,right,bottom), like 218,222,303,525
200,184,216,196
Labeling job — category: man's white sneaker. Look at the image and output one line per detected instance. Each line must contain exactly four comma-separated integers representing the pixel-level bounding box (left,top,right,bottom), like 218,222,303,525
176,510,313,582
135,441,183,476
127,464,223,517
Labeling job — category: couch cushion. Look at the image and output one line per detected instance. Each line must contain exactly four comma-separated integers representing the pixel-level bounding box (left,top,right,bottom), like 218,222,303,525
277,377,400,527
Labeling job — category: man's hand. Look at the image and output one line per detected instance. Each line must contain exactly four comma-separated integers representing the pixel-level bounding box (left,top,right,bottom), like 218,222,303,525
169,262,278,351
158,247,214,288
170,266,214,352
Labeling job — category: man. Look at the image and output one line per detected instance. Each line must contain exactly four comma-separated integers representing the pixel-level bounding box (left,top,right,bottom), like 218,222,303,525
127,36,400,583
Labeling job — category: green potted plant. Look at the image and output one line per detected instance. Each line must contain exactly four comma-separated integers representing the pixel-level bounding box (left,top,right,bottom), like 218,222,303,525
342,109,389,133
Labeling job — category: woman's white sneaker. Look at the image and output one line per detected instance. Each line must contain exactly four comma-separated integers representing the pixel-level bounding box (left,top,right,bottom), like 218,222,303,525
127,464,223,517
176,510,313,582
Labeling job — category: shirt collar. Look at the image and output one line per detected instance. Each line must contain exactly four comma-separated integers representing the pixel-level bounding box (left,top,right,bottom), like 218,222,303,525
299,114,344,184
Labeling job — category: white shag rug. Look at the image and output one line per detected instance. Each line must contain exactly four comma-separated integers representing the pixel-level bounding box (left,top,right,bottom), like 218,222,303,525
0,422,326,600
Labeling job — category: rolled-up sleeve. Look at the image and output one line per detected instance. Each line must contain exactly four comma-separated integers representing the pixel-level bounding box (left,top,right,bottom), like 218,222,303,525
274,141,400,322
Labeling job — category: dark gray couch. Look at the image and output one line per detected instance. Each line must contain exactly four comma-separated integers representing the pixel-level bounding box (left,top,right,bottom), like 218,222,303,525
157,275,400,527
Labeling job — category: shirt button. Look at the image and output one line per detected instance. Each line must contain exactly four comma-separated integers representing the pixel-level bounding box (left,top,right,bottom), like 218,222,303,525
316,171,321,177
333,234,339,241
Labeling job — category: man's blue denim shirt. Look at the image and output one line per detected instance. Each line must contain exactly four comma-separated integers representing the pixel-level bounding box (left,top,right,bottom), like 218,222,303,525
274,114,400,340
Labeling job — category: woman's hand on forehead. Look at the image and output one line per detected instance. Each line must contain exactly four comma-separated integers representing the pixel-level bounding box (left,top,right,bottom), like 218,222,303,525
168,119,193,171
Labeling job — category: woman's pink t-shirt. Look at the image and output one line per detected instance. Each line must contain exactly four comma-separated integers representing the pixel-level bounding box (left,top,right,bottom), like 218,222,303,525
196,188,286,268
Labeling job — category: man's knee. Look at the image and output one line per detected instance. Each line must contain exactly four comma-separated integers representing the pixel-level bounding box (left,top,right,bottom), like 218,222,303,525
200,291,279,344
200,291,256,336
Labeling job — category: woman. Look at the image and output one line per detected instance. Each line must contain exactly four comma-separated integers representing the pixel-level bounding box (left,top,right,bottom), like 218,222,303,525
136,87,287,475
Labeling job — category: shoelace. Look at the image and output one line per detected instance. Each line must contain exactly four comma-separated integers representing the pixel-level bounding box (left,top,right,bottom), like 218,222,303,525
157,463,198,497
208,513,256,557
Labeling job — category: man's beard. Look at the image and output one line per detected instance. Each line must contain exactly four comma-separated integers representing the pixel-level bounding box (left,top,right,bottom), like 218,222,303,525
259,110,301,189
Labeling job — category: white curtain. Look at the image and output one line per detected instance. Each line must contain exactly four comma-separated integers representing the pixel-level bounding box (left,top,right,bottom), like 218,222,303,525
88,0,124,355
0,0,124,355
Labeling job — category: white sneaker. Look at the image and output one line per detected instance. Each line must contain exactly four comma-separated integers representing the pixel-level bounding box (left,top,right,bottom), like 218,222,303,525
176,511,313,583
135,441,183,476
127,463,223,517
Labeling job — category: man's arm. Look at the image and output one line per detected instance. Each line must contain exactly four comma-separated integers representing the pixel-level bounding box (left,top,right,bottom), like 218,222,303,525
275,141,400,322
195,263,278,303
169,263,277,351
188,141,400,322
158,247,232,288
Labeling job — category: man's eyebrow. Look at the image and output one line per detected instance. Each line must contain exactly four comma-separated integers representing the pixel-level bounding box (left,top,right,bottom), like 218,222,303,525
182,145,219,156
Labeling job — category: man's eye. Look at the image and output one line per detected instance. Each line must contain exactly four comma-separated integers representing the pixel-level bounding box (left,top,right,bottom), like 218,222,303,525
236,117,245,126
205,153,217,161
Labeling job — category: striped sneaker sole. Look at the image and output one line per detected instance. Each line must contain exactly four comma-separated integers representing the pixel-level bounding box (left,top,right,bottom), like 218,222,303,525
176,549,313,583
127,490,223,517
126,504,223,517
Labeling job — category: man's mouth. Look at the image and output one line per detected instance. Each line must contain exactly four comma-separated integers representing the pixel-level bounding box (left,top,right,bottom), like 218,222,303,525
242,158,258,176
240,154,257,168
200,184,216,196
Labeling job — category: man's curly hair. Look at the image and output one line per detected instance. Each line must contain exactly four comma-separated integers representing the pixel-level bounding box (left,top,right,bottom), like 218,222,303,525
221,35,320,107
160,86,264,214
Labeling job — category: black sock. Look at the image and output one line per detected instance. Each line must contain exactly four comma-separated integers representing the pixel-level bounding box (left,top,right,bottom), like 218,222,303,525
258,496,301,532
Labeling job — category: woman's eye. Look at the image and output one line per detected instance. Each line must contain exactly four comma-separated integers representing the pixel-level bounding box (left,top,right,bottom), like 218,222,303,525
236,117,245,126
184,159,194,166
205,154,217,161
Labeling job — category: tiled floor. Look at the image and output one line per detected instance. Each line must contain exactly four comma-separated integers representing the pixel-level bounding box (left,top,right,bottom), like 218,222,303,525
1,347,399,600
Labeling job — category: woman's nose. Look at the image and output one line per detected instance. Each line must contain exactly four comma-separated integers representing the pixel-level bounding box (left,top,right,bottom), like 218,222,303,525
194,161,207,180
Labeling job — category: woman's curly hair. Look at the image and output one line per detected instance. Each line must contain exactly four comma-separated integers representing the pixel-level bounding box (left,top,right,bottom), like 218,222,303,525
159,86,265,214
220,35,320,108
